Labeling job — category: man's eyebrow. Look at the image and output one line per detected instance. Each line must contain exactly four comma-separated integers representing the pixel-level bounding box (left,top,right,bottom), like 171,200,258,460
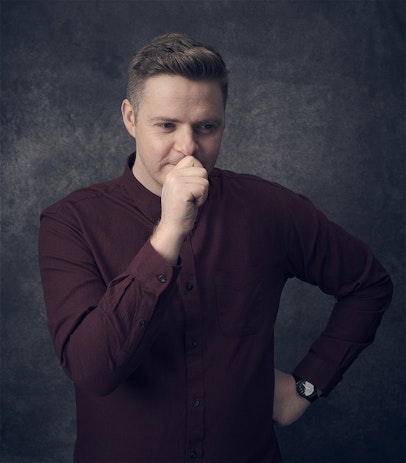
148,116,223,124
195,118,223,125
148,116,180,123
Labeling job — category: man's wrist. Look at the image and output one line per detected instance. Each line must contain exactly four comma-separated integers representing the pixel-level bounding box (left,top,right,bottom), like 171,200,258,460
150,221,186,266
293,375,321,403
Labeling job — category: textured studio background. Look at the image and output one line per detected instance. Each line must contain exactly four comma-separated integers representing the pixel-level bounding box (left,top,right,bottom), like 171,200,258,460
1,1,405,462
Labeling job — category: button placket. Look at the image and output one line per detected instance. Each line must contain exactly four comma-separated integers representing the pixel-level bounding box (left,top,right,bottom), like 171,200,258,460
180,236,205,461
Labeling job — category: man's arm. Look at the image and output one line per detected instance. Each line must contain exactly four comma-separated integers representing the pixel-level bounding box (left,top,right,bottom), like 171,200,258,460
273,191,392,416
38,156,208,396
38,215,178,396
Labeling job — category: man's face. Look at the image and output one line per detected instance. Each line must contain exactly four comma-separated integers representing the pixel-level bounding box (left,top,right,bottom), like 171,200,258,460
122,74,225,196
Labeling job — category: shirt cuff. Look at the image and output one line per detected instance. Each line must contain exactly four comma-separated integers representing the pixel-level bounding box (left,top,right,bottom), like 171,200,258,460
127,240,181,294
293,352,344,396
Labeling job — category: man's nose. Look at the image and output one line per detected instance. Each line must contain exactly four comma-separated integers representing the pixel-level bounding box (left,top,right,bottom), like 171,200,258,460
174,126,197,157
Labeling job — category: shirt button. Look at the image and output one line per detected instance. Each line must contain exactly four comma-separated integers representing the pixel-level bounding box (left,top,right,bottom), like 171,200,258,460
185,281,194,291
192,398,200,407
157,274,167,283
138,318,146,327
190,449,198,459
191,339,198,349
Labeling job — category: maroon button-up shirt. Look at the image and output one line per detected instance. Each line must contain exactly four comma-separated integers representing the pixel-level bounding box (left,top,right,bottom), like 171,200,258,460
38,153,392,462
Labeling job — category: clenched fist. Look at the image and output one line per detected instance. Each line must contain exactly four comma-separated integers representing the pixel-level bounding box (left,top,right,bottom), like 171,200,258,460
150,156,209,264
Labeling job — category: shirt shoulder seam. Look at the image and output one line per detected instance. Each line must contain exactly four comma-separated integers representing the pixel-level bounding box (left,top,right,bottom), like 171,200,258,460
42,179,124,215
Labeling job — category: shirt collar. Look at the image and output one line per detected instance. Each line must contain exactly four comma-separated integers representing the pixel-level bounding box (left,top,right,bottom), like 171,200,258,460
121,152,162,225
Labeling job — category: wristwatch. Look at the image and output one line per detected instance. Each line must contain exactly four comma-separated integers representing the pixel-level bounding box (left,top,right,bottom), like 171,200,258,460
293,375,319,403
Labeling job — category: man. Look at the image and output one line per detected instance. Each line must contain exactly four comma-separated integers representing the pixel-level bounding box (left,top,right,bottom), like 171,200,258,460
38,33,393,462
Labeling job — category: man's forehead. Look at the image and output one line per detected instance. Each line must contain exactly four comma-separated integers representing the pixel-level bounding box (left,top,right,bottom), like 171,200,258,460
140,75,225,120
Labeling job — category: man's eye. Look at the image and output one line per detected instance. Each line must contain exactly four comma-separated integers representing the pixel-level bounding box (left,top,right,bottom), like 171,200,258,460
158,122,175,130
197,123,216,132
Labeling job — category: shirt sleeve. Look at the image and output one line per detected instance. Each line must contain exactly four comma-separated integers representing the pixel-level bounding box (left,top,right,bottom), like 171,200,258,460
284,193,393,395
38,208,180,396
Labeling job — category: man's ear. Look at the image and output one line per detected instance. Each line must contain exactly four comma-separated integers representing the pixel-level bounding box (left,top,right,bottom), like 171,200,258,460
121,99,136,138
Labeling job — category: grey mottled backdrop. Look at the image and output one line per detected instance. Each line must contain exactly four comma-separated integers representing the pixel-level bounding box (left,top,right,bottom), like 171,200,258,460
1,1,404,462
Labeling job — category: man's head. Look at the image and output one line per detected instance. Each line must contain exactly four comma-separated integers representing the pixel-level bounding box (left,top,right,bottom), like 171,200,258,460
126,32,229,116
121,33,228,196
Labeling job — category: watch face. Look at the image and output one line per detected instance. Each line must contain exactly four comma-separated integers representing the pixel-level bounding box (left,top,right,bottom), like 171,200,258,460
298,380,315,397
302,381,315,397
295,377,319,402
